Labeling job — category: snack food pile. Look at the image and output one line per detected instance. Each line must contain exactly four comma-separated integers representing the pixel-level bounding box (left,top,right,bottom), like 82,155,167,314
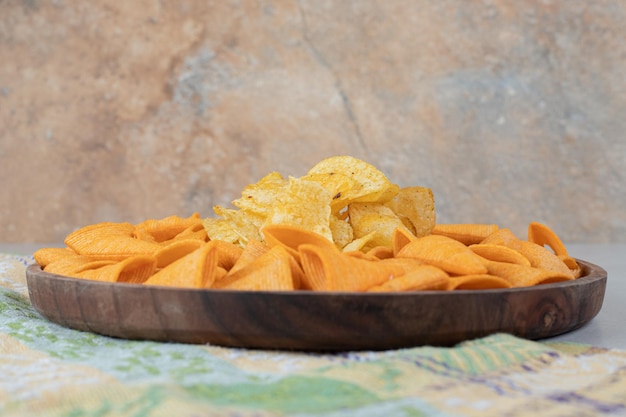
34,156,581,292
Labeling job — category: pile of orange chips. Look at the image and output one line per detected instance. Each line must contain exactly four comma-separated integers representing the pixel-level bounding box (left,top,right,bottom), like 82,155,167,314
33,156,582,292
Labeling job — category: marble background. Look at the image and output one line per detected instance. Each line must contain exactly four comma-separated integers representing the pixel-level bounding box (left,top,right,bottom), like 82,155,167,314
1,0,625,244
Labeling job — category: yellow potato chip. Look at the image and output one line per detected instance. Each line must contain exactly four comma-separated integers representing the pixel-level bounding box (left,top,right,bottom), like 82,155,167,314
263,177,333,241
348,203,410,251
202,217,241,245
231,172,287,216
341,231,376,252
329,213,353,249
300,172,358,213
384,186,435,238
212,206,264,245
305,155,399,210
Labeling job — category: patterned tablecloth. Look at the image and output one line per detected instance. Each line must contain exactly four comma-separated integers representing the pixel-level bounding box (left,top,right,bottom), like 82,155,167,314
2,252,626,417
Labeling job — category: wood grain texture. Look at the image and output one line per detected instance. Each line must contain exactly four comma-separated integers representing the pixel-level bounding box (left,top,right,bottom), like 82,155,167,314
26,260,606,351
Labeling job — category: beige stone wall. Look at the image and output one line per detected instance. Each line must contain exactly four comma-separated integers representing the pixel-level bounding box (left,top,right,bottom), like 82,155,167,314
1,0,624,243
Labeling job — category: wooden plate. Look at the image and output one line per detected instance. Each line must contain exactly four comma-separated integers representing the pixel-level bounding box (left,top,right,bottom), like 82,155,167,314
25,259,607,351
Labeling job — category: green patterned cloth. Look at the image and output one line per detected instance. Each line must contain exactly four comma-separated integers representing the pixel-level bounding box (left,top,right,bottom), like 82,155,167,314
2,252,626,417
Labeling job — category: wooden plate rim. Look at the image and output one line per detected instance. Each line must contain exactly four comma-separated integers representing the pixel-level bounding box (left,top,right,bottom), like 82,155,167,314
25,258,606,297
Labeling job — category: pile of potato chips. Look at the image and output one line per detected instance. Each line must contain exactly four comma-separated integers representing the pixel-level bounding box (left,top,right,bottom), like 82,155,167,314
33,156,581,292
203,156,435,252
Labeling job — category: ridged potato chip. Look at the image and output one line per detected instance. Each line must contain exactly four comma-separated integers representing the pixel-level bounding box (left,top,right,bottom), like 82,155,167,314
231,172,287,215
263,177,334,241
384,186,435,238
202,217,241,245
300,172,358,213
212,206,264,245
348,203,410,252
305,155,399,211
329,213,354,249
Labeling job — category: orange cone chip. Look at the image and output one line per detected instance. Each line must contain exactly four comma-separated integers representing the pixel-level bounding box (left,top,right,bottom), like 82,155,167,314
155,239,205,268
216,246,295,291
528,222,570,257
518,241,575,279
365,246,395,260
299,244,421,291
484,260,573,287
214,266,228,281
367,265,449,292
288,255,307,290
65,222,160,260
262,224,336,262
446,274,512,290
44,255,117,277
392,227,417,256
559,255,583,279
431,224,500,246
469,244,531,266
33,247,78,268
76,255,157,284
480,228,522,250
396,235,488,275
133,213,206,244
170,223,210,243
144,242,219,288
342,250,378,261
229,239,270,275
210,240,244,271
